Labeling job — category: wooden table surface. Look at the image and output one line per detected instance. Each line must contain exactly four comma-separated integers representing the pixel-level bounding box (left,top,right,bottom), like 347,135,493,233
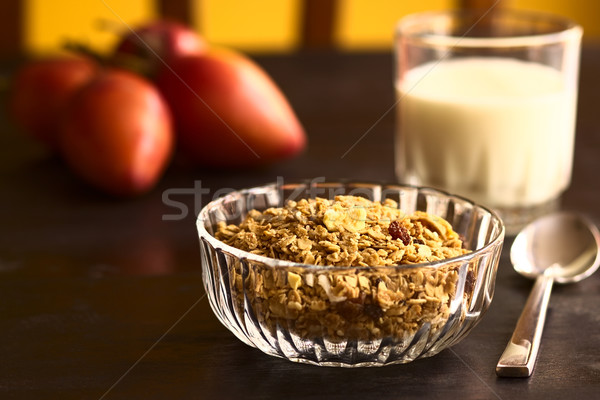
1,47,599,400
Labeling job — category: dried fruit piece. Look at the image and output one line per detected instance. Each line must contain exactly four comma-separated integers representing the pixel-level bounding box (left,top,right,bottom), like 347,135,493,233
364,303,384,320
465,269,475,295
388,220,411,245
288,271,302,290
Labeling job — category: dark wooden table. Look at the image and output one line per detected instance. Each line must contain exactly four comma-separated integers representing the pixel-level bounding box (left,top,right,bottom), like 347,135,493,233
1,47,599,400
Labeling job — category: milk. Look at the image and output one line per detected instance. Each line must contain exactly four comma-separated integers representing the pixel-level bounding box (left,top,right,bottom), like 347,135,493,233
395,57,577,208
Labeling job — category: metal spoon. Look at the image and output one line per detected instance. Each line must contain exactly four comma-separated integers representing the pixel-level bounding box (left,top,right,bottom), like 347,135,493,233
496,212,600,378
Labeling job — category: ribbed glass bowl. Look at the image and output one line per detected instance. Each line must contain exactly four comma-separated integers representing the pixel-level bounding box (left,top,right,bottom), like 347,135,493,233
197,181,504,367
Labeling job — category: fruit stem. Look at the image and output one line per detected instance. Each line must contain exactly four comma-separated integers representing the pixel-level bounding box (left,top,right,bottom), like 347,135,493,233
62,41,107,64
62,40,152,78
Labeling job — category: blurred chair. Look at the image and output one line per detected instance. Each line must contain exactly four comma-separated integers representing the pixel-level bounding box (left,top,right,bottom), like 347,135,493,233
159,0,499,50
0,0,500,55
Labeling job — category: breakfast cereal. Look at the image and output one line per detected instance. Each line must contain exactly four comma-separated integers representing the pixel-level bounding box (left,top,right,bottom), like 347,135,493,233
214,196,474,341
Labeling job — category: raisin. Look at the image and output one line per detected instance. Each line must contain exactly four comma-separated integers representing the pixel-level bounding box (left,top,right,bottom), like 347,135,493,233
335,301,363,321
364,303,384,320
388,220,411,245
465,269,475,295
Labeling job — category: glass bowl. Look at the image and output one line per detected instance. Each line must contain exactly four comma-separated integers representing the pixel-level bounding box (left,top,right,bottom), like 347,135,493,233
196,181,504,367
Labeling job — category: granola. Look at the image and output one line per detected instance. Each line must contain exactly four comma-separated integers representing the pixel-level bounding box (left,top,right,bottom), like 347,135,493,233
215,196,475,342
216,196,469,266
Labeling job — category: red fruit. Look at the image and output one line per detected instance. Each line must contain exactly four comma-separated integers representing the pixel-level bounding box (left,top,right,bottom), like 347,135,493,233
59,69,173,196
155,49,306,167
9,56,98,149
113,20,206,76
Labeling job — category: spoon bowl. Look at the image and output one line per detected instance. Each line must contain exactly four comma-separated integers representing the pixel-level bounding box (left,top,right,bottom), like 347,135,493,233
510,212,600,283
496,211,600,378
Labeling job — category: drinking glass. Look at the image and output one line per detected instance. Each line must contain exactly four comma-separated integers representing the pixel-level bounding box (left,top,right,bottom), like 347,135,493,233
394,9,582,234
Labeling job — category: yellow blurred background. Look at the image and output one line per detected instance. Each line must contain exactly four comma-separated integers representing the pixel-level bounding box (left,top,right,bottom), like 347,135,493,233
23,0,600,55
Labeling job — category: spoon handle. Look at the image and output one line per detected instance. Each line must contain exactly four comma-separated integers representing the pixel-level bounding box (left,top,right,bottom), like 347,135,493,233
496,274,554,377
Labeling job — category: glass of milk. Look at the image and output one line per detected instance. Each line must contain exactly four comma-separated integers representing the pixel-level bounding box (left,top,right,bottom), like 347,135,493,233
394,9,582,234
